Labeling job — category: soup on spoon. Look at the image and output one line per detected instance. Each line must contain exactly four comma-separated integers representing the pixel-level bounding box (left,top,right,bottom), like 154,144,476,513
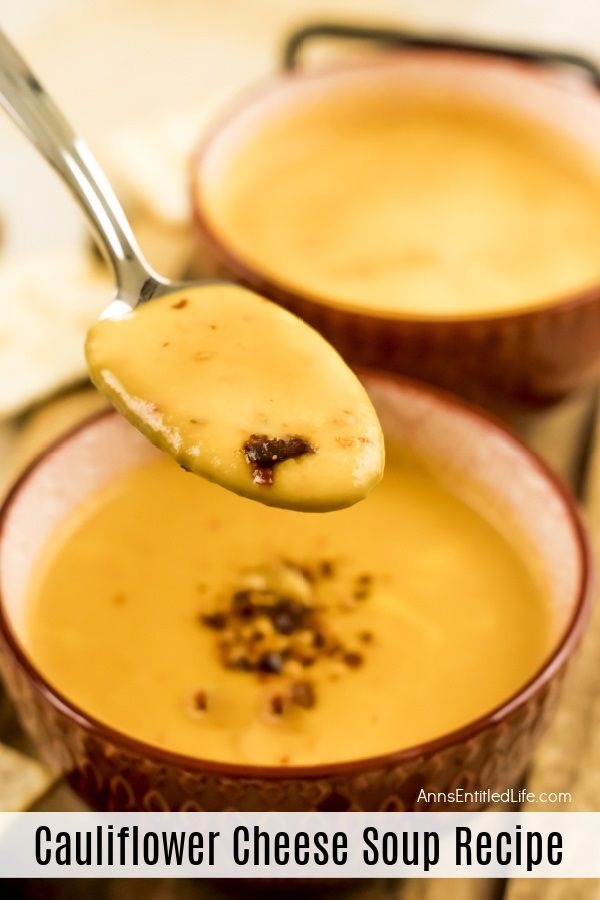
0,29,384,513
85,283,384,511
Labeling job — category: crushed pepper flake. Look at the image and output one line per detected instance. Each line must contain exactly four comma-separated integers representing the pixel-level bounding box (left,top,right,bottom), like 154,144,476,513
319,560,335,579
243,434,315,486
258,651,286,674
343,651,364,669
200,611,227,630
291,681,316,709
270,694,286,716
192,689,208,711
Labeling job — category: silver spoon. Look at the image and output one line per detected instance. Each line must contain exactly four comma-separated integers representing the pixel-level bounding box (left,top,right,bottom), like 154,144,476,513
0,26,186,317
0,28,385,511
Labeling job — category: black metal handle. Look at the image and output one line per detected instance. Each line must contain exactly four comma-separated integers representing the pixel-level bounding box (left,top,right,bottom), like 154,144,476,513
282,22,600,89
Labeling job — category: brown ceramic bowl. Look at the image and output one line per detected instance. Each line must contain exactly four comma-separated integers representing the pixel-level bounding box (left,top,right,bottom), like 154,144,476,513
191,34,600,407
0,373,592,811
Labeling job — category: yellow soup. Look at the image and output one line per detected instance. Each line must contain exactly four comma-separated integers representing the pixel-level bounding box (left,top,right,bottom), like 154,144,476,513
86,284,384,512
26,443,554,767
202,90,600,317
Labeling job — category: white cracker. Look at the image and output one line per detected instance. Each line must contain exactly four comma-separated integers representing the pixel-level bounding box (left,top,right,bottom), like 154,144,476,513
0,742,52,812
0,249,112,418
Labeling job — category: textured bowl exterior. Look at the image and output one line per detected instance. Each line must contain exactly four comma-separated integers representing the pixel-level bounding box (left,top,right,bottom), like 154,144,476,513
191,52,600,407
0,648,567,811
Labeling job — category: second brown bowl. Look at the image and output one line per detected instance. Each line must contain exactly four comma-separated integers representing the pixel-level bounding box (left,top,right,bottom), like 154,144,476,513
191,39,600,407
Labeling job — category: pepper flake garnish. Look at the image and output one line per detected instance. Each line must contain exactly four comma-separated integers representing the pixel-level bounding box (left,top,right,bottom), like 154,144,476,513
196,559,375,715
243,434,315,485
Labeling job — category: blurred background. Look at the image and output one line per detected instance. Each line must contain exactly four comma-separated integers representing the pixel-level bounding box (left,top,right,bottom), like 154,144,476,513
1,0,599,480
4,0,600,255
2,2,600,899
2,0,600,435
2,0,600,425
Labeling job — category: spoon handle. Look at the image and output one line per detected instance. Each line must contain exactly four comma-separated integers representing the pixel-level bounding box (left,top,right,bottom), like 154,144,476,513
0,28,161,307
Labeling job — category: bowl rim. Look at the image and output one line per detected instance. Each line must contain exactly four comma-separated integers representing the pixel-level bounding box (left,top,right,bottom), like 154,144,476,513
191,50,600,326
0,372,593,781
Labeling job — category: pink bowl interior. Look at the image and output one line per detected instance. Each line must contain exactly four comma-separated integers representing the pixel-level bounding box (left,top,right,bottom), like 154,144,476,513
0,376,585,678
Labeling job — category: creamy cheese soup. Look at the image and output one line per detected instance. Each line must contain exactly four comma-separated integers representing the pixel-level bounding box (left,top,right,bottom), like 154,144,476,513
85,283,384,511
201,89,600,316
26,444,554,767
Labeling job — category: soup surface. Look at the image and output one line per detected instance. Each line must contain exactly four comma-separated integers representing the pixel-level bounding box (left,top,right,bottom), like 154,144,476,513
86,283,384,511
202,88,600,316
26,443,554,766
